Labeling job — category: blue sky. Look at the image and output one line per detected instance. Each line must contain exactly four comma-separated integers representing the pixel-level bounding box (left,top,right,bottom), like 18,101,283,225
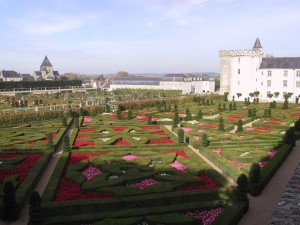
0,0,300,74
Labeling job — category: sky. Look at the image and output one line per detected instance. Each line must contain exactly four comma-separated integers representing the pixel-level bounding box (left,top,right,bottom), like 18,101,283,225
0,0,300,74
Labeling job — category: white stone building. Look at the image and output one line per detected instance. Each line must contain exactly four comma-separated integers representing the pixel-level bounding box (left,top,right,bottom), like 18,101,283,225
219,38,300,101
0,70,23,81
109,74,215,94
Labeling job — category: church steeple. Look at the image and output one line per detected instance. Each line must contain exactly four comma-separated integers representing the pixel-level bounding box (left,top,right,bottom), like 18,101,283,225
40,56,53,69
253,38,262,50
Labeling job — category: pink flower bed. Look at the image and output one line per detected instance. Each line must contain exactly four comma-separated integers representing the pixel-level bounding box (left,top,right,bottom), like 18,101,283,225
170,160,187,172
182,127,193,133
127,178,159,190
177,174,220,192
254,127,272,133
114,140,131,145
197,129,206,133
107,113,127,118
83,117,93,123
268,149,278,158
213,149,222,155
227,160,249,169
149,139,174,144
82,165,101,180
185,207,224,225
73,141,96,147
259,161,268,169
193,136,200,141
122,155,141,160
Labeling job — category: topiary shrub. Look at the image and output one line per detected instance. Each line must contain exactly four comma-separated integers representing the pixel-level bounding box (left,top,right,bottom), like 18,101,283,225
236,174,248,201
62,116,67,127
233,102,237,110
218,117,225,131
283,127,295,146
237,119,243,132
197,109,203,120
202,133,209,147
147,114,152,125
128,110,133,120
46,133,54,152
63,134,71,151
74,116,79,128
173,111,179,127
28,191,42,225
79,107,84,116
3,181,18,221
249,162,261,183
116,109,122,119
294,118,300,131
177,129,184,143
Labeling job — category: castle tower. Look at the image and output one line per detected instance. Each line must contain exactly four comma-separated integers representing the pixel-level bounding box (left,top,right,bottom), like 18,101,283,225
40,56,53,74
219,38,263,99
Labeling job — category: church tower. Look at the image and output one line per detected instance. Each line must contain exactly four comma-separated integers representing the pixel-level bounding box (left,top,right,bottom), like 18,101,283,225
219,38,263,100
40,56,53,74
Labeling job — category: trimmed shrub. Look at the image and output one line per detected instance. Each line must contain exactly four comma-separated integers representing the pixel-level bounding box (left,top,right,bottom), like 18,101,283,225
2,181,18,221
28,191,42,225
63,135,71,151
218,117,225,131
237,119,243,132
128,110,133,120
173,111,179,127
197,109,203,120
177,129,184,143
283,127,295,146
236,174,248,201
249,162,261,183
294,118,300,131
74,117,79,129
46,133,54,152
147,115,152,125
62,116,68,127
202,133,209,147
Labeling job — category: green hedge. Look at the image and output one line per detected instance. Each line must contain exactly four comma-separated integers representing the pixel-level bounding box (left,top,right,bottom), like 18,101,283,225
0,80,82,90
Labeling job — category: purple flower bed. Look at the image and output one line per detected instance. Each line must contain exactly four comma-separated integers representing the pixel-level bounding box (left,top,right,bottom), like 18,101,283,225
122,155,141,161
170,160,187,172
185,207,224,225
81,165,102,180
127,178,159,190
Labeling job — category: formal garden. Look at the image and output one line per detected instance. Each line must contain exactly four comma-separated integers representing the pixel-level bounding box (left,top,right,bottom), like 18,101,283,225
0,90,299,225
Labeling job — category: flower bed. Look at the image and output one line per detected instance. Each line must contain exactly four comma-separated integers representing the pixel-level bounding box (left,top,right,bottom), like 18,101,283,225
136,116,159,121
114,140,131,145
165,150,189,158
112,127,126,132
177,174,220,191
141,126,160,130
185,207,224,225
0,153,41,182
149,139,174,145
73,141,96,147
79,128,97,133
127,178,159,190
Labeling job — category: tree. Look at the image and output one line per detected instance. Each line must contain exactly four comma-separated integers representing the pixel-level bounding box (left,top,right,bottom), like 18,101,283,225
177,129,185,143
237,93,242,99
116,109,122,119
237,119,243,132
3,181,18,221
222,103,226,111
116,71,129,78
127,110,133,120
274,92,280,98
224,92,229,102
267,93,273,101
218,117,225,131
28,191,42,225
79,107,84,116
185,112,192,121
218,103,222,111
229,102,233,111
63,135,71,151
253,91,260,98
249,93,254,99
249,162,261,183
74,116,79,128
233,102,237,110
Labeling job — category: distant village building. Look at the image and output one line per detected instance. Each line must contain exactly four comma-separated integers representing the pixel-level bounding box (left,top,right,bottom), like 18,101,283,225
219,38,300,101
0,70,23,81
109,74,215,94
33,56,61,80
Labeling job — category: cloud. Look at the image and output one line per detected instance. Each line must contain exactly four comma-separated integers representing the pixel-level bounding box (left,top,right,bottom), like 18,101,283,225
12,11,99,34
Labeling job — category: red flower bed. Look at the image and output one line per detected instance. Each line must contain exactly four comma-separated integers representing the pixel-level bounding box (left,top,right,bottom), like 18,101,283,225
24,141,36,145
79,128,97,133
201,123,218,129
73,141,95,147
54,178,113,202
149,139,174,144
291,113,300,118
165,150,190,158
107,113,127,118
41,134,57,142
153,131,167,136
177,174,220,192
136,116,159,121
0,153,41,182
114,140,131,145
228,115,242,119
141,126,160,130
269,117,282,122
69,153,108,165
112,127,126,132
254,127,272,133
76,134,88,139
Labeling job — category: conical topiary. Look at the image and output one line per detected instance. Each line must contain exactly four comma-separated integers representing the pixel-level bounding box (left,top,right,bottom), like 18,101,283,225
3,181,18,221
63,134,70,151
249,162,261,183
28,191,42,225
177,129,184,143
236,174,248,201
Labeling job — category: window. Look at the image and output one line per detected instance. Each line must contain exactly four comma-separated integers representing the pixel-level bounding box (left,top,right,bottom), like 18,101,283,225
238,81,240,85
284,70,288,77
261,82,263,86
238,58,240,63
267,80,271,87
238,69,240,74
283,80,288,87
268,70,272,76
261,71,263,75
297,71,300,77
296,81,300,88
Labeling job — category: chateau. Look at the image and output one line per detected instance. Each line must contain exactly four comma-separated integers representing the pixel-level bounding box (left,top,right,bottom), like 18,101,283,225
33,56,61,80
219,38,300,101
109,74,215,94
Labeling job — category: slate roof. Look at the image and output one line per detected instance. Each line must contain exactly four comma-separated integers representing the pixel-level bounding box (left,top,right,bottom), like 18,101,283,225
253,38,263,49
21,74,34,81
260,57,300,69
53,71,60,76
40,56,53,68
1,70,22,78
164,74,188,78
113,77,160,85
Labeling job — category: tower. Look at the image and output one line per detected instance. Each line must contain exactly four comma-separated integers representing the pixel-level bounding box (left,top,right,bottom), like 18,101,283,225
219,38,263,99
40,56,53,74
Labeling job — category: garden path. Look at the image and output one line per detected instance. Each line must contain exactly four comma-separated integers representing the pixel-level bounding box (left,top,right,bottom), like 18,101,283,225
229,119,260,133
0,123,74,225
165,125,237,186
238,139,300,225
